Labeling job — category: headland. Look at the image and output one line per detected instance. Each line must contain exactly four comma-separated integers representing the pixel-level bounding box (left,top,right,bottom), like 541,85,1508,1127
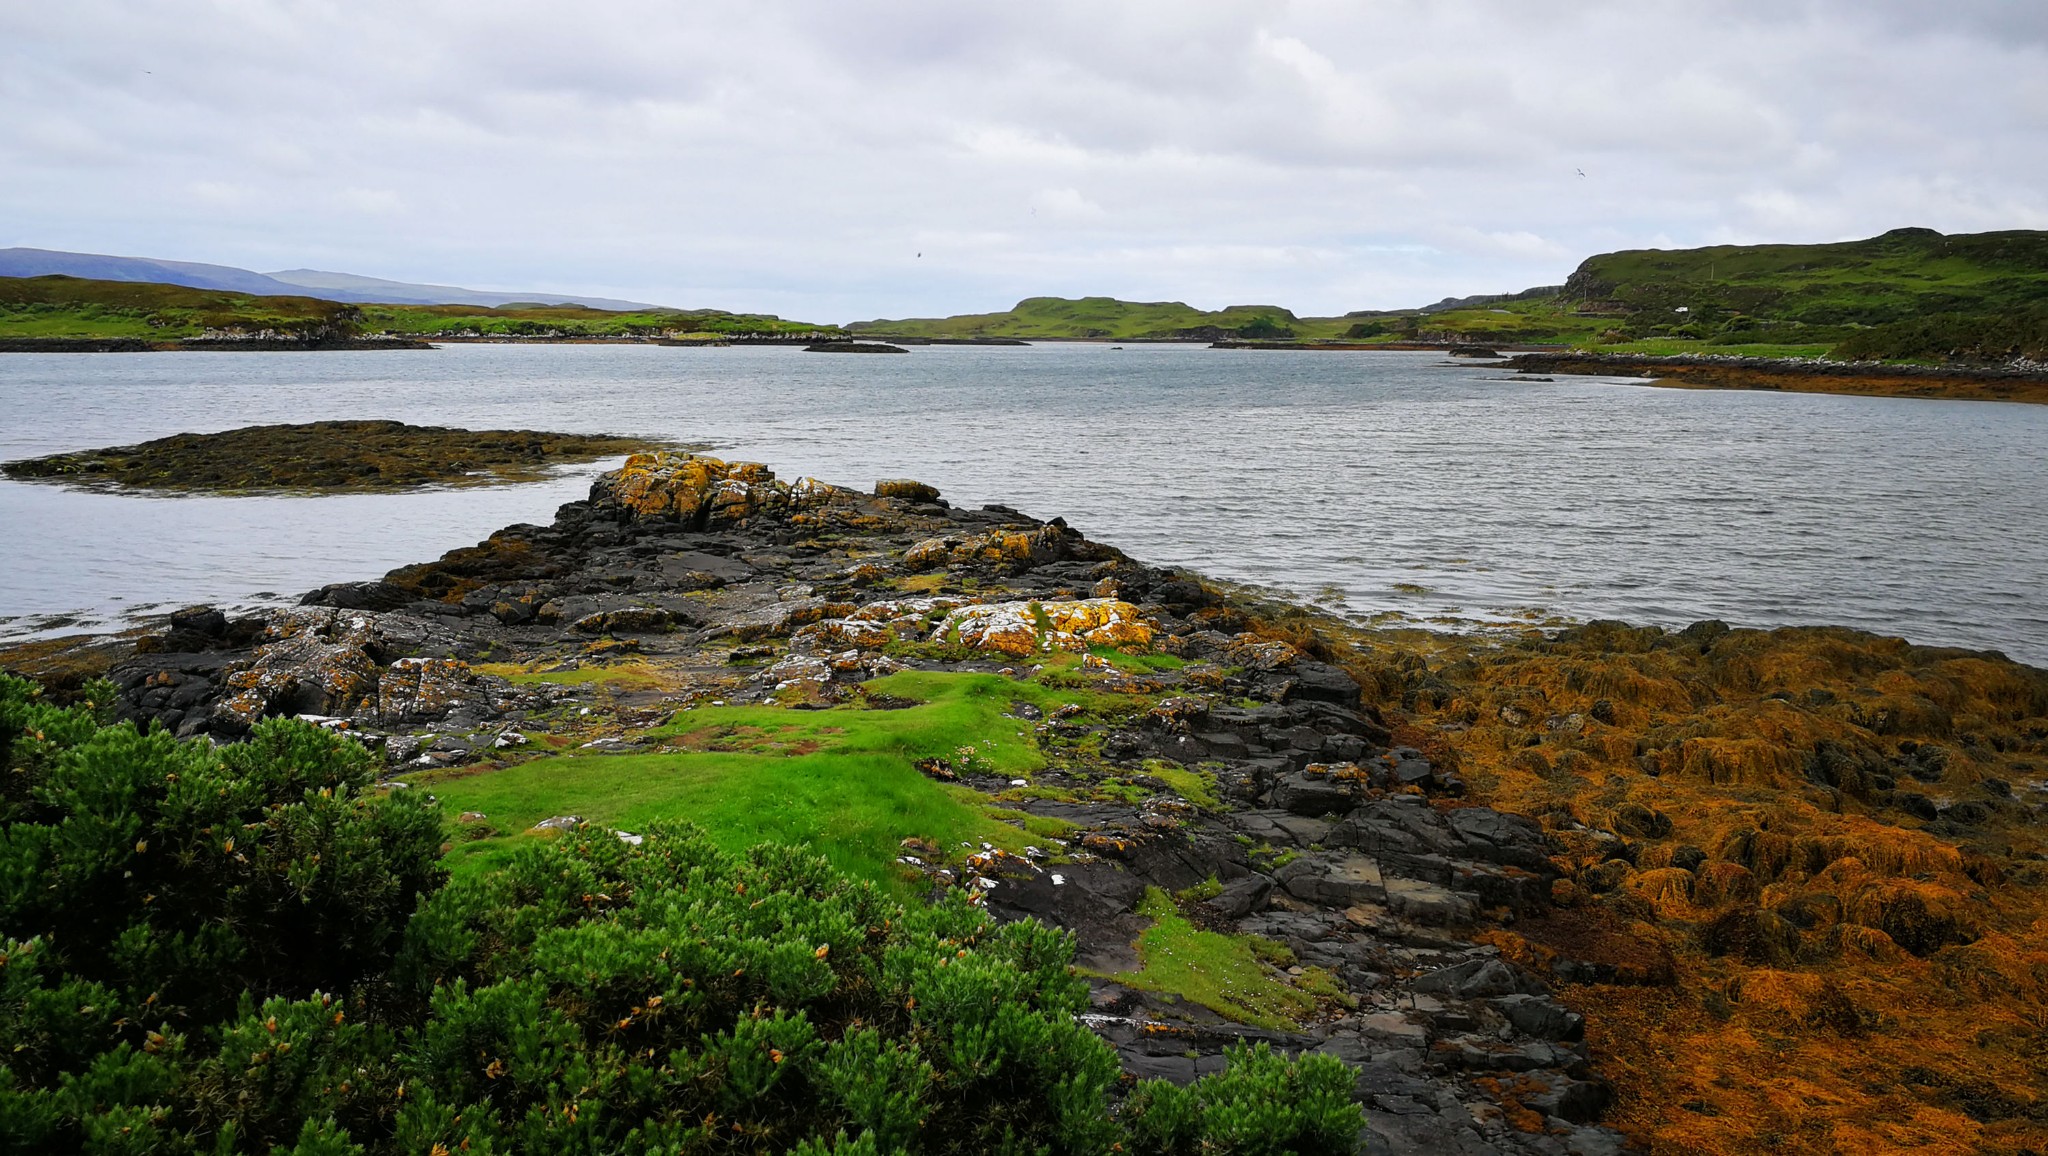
6,449,2043,1153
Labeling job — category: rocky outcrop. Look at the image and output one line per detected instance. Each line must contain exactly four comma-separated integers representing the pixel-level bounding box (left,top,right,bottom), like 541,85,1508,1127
35,454,1646,1155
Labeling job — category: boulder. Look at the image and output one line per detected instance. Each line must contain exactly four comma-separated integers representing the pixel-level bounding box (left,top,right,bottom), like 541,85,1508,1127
874,478,942,503
903,521,1102,573
589,451,787,528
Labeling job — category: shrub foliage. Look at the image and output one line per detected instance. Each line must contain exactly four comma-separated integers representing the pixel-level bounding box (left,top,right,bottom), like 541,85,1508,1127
0,675,1363,1154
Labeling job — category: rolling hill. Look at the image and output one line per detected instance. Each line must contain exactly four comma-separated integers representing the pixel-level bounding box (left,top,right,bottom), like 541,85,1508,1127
0,247,661,310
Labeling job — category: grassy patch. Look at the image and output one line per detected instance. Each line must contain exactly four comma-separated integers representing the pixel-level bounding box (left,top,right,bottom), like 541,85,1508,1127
422,671,1100,888
1104,889,1325,1031
1087,644,1185,672
1143,759,1223,810
474,659,679,693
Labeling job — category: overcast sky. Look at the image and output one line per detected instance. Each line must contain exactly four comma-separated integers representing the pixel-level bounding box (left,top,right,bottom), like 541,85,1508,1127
4,1,2045,322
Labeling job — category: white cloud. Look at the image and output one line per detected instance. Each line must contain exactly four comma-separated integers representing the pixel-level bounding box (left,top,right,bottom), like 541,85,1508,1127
0,0,2043,319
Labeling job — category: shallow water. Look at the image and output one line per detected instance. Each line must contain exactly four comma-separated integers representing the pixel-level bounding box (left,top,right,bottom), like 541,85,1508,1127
1,342,2043,665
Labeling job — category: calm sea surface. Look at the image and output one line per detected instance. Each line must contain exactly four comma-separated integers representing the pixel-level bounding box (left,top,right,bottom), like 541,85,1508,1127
2,343,2043,665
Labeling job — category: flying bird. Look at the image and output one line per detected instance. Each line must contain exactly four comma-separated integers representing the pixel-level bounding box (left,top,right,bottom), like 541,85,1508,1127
1576,168,1587,177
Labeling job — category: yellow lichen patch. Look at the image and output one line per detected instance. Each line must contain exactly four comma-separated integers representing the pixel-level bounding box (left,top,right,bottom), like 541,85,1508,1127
590,451,791,527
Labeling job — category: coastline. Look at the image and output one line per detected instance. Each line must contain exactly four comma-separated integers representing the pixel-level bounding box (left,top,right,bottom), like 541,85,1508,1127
1506,351,2048,405
0,335,433,353
3,450,2043,1152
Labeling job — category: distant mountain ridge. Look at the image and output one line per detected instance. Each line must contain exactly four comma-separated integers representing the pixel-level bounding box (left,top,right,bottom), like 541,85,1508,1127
0,247,661,310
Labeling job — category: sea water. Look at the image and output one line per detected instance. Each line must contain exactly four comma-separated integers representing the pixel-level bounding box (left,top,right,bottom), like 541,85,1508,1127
2,342,2043,665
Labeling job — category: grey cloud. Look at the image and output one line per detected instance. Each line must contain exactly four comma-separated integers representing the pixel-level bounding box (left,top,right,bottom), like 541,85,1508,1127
1,0,2043,320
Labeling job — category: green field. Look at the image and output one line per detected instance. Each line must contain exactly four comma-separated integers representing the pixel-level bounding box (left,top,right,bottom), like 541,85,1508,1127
426,670,1102,885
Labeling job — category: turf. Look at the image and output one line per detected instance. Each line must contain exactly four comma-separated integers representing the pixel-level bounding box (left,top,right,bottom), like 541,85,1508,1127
1104,888,1324,1031
423,671,1102,887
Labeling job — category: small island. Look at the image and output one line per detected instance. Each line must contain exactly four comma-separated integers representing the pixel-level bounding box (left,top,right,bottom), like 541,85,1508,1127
0,420,678,494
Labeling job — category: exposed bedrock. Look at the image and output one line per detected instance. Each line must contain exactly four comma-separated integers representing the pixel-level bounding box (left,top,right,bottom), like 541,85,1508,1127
42,452,1640,1154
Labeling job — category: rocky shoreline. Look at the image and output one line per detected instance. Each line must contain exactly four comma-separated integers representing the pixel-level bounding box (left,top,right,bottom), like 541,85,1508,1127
1507,351,2048,404
6,452,2045,1153
6,453,1633,1155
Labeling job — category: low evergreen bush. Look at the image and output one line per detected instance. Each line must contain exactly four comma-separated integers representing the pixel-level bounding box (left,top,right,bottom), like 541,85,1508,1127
0,674,1363,1153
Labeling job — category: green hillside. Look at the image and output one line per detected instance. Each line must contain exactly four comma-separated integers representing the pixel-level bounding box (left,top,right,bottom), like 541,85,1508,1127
0,275,357,340
848,295,1355,341
0,274,838,342
848,229,2048,362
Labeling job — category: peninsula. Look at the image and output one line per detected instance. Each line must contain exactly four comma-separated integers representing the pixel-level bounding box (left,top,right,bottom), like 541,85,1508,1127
4,451,2043,1153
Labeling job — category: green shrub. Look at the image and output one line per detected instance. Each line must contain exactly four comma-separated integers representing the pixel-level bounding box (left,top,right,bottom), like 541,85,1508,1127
0,675,1366,1153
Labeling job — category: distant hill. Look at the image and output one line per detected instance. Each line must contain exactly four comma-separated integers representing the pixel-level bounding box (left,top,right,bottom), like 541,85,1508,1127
0,247,662,310
260,268,661,311
0,274,836,343
848,296,1350,341
1560,227,2048,326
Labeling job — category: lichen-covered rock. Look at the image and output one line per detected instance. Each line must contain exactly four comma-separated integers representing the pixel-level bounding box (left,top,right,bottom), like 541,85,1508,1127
935,598,1153,657
213,609,380,729
903,522,1095,572
376,656,482,724
874,478,941,503
790,618,895,652
589,451,789,527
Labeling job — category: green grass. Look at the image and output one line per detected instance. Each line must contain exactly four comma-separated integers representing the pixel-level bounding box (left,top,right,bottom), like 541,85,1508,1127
422,671,1105,887
0,275,357,340
1086,644,1186,673
1103,889,1325,1031
1142,759,1222,810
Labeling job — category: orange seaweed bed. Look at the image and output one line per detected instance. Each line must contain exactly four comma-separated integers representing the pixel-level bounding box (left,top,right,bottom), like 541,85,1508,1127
1295,616,2048,1153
